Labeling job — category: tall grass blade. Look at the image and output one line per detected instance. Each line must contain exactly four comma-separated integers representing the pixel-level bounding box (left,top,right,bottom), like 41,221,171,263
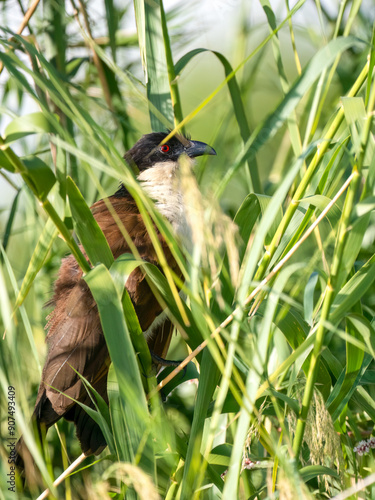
134,0,173,130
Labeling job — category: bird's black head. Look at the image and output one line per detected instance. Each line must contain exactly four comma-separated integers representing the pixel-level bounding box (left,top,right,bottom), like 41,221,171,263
124,132,216,171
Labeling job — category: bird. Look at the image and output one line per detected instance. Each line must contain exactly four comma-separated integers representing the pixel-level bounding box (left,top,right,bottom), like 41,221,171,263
15,131,216,482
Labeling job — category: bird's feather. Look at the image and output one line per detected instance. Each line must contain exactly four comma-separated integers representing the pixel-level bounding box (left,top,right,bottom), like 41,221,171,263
23,191,180,459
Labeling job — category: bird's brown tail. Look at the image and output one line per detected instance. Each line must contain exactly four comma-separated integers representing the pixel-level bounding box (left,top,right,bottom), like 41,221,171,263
64,402,107,456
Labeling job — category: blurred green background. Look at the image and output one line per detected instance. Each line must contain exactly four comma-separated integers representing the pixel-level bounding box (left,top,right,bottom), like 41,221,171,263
1,0,375,498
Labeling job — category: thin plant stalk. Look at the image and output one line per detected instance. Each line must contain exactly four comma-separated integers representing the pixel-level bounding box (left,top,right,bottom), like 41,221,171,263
151,171,354,397
0,137,90,273
0,0,42,74
286,0,302,74
310,0,359,137
292,75,375,458
254,60,369,282
160,0,184,130
73,0,115,112
331,471,375,500
36,453,87,500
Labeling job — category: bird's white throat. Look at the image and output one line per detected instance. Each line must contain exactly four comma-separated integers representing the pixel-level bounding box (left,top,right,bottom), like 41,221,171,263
137,160,192,245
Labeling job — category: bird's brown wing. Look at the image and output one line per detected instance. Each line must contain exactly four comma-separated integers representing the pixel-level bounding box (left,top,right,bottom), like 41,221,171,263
31,193,180,455
40,279,109,414
33,265,110,455
93,195,181,368
92,195,182,332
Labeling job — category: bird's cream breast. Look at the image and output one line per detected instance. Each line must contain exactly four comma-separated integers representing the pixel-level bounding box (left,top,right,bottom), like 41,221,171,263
137,161,192,245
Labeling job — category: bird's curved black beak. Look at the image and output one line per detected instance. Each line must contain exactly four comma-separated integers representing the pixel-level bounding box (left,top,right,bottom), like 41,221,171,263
186,140,217,158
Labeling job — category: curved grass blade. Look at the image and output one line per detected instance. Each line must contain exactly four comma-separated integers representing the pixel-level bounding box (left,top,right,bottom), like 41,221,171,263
2,188,21,252
175,47,260,193
215,35,365,198
16,217,58,307
159,1,183,128
330,253,375,324
47,370,116,454
84,264,152,484
110,253,152,376
67,176,114,268
134,0,173,131
4,111,58,144
0,243,41,371
298,194,341,229
299,465,339,482
83,264,147,411
327,354,371,421
180,351,220,500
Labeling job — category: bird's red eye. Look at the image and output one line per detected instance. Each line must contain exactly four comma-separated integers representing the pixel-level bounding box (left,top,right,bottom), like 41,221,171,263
160,144,170,153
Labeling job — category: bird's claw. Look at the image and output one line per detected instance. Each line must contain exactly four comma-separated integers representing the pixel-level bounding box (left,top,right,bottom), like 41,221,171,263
150,351,188,379
150,351,182,367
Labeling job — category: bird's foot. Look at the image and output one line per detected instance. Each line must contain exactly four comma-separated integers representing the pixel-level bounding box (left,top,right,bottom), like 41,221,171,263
150,351,182,367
